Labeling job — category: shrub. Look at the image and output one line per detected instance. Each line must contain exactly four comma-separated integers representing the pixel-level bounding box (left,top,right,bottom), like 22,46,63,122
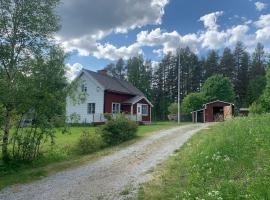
202,74,235,103
181,92,205,115
77,130,104,154
168,103,178,115
100,114,138,145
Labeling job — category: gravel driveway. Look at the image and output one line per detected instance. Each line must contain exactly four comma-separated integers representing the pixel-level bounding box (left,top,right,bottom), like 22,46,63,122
0,123,209,200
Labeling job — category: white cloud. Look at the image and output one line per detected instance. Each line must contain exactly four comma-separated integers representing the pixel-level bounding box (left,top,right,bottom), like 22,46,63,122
65,63,83,81
105,12,270,56
57,0,169,58
58,7,270,61
199,11,224,30
93,43,143,61
255,1,267,11
254,14,270,42
254,14,270,27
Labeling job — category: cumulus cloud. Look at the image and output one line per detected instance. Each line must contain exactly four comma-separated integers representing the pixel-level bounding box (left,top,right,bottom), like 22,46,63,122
65,63,83,81
255,1,267,11
254,14,270,41
57,4,270,61
199,11,224,30
56,0,169,58
104,12,268,56
93,43,143,60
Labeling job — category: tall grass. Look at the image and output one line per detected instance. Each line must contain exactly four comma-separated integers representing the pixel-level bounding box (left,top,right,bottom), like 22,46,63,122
138,115,270,199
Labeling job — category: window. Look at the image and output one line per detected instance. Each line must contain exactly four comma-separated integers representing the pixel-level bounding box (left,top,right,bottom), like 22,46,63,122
141,104,148,116
112,103,120,114
87,103,95,114
81,84,87,92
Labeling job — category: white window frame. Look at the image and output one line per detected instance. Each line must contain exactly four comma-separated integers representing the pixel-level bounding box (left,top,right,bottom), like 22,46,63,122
112,102,121,114
87,103,95,114
137,104,148,116
81,83,87,92
141,104,148,116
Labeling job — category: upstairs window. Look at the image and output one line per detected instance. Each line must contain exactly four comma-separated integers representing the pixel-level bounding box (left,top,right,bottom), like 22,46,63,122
112,103,120,114
81,84,87,92
87,103,95,114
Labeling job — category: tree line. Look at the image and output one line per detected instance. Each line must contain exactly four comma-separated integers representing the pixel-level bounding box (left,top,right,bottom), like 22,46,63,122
105,42,268,120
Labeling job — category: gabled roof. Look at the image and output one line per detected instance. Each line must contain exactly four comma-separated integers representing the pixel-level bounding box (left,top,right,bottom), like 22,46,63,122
83,69,144,96
203,100,234,107
123,95,153,107
191,100,234,113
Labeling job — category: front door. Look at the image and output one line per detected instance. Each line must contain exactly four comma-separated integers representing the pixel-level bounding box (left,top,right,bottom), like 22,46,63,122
137,104,142,115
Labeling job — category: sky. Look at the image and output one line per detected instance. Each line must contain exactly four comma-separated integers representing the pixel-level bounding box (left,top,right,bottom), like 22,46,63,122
57,0,270,80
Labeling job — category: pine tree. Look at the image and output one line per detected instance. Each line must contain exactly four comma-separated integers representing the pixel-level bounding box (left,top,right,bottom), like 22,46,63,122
204,50,219,80
105,58,126,79
220,47,235,80
250,43,266,78
233,42,250,107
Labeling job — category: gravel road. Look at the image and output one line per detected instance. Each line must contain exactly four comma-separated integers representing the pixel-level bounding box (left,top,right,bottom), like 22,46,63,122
0,123,209,200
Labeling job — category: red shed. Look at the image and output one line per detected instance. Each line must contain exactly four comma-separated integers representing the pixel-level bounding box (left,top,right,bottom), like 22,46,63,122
191,100,234,123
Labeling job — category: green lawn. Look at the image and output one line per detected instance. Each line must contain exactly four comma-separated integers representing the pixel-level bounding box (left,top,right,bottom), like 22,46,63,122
138,115,270,200
0,121,187,190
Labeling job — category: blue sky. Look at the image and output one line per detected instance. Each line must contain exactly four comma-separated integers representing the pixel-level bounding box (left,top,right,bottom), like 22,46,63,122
59,0,270,80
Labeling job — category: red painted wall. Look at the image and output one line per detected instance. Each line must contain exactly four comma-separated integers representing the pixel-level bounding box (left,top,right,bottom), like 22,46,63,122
133,99,151,122
104,91,134,113
205,102,232,122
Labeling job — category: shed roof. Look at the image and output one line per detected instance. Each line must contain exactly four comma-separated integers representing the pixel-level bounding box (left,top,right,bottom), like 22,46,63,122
191,100,234,113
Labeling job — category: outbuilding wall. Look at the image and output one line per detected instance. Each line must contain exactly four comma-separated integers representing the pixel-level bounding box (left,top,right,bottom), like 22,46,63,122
205,102,232,122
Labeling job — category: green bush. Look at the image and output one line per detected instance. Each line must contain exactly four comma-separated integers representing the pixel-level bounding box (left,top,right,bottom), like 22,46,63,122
100,114,138,145
77,130,104,154
181,92,205,115
168,103,178,115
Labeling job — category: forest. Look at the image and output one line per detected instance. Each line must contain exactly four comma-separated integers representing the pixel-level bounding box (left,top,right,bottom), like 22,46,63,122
105,42,268,120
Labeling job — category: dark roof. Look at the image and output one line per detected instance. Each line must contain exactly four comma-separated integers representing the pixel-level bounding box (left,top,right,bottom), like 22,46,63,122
191,100,234,113
84,69,144,96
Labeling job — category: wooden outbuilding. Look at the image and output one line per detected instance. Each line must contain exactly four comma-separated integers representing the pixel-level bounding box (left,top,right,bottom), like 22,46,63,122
191,100,234,123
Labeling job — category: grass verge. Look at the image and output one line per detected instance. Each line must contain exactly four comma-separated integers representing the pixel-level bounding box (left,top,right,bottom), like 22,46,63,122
0,121,187,190
138,115,270,200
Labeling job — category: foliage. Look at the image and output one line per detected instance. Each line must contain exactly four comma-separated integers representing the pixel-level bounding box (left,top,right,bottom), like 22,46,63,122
104,58,126,80
181,93,205,115
127,55,153,100
202,74,235,103
168,103,178,115
0,0,64,161
138,115,270,200
204,50,219,79
100,114,138,145
247,75,266,105
69,113,81,124
77,130,104,154
250,64,270,114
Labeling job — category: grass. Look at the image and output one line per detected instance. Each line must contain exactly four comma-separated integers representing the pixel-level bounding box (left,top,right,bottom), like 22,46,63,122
137,115,270,200
0,121,187,190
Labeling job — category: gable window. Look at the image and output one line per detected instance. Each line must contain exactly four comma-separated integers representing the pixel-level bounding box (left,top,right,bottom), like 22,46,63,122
141,104,148,116
88,103,95,114
112,103,120,114
81,84,87,92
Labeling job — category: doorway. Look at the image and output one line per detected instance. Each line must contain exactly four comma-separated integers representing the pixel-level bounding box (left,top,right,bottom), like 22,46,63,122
213,107,224,122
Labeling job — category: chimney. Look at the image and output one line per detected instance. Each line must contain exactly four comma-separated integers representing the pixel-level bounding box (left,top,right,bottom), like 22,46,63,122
98,69,108,76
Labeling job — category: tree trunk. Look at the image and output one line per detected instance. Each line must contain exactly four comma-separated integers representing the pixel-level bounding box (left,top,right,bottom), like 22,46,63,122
2,110,11,162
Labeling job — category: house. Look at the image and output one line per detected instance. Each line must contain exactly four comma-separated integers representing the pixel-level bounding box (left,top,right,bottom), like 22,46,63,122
66,69,153,124
191,100,234,123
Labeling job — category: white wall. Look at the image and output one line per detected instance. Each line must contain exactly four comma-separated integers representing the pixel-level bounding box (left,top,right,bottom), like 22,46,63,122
66,72,104,123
